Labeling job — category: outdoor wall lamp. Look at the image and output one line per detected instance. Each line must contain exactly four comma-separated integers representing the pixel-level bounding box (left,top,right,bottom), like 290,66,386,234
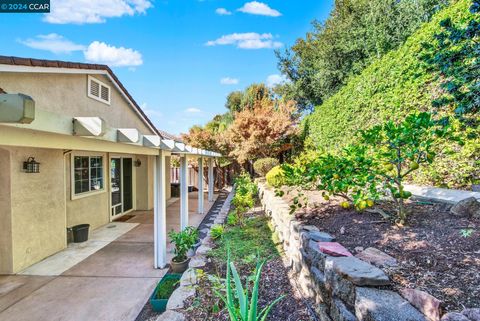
134,159,142,167
23,157,40,173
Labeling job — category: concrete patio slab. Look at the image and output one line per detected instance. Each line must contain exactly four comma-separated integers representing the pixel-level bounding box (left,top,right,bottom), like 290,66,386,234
20,223,138,276
0,275,54,313
116,224,154,243
62,242,166,278
0,276,160,321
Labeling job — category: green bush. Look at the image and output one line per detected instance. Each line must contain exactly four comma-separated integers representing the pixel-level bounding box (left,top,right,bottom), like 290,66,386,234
304,0,478,188
211,225,225,240
266,166,285,187
253,157,279,176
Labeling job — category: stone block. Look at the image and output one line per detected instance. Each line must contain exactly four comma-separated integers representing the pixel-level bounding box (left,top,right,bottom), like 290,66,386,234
355,287,427,321
441,313,470,321
180,268,197,286
331,298,358,321
355,247,398,268
166,286,196,310
462,308,480,321
318,242,353,257
156,310,185,321
311,266,330,302
450,197,480,218
399,288,443,321
310,231,336,242
327,257,390,286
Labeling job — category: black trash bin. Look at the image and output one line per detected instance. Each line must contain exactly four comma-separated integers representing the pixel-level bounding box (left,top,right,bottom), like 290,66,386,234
72,224,90,243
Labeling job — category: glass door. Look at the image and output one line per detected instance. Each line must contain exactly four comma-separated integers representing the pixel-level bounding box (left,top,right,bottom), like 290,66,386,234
111,158,122,218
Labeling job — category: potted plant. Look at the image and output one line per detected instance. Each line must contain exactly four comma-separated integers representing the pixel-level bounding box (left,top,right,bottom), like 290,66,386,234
168,228,196,273
149,273,181,312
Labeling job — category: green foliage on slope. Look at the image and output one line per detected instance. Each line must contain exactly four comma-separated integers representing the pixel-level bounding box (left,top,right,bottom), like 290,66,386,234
305,0,479,188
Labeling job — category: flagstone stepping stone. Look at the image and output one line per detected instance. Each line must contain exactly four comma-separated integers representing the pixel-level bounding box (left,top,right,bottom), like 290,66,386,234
399,288,443,321
196,245,212,255
356,247,398,268
329,257,390,286
180,268,197,286
318,242,353,257
355,287,427,321
188,255,206,268
309,231,335,242
441,313,470,321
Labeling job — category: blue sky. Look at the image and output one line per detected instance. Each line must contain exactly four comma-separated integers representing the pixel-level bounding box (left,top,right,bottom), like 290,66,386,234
0,0,333,135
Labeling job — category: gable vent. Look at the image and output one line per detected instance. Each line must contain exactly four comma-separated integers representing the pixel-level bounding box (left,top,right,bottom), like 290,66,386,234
88,76,111,105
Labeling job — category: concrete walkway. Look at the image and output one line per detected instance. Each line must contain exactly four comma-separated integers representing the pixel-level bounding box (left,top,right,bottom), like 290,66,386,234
405,184,480,204
0,191,218,321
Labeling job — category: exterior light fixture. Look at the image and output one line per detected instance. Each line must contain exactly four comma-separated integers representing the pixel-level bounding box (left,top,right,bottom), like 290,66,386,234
23,157,40,173
134,159,142,167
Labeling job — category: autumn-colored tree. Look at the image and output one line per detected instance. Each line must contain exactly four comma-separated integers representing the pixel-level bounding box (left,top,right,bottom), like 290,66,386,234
226,100,298,164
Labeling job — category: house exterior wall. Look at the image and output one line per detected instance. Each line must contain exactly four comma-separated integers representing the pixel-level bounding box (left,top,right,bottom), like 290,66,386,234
65,152,109,230
0,148,13,274
0,72,155,135
1,146,66,274
135,154,150,210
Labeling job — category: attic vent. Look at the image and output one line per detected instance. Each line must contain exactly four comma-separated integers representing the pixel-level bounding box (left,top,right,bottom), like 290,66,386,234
88,76,111,105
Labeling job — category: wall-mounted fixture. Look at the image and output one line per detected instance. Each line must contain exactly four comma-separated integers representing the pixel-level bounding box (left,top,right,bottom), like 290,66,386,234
23,157,40,173
134,159,142,167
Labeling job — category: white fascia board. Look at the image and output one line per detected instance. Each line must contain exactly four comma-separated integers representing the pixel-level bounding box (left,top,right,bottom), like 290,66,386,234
117,128,140,143
0,64,158,136
160,139,175,150
184,145,194,153
143,135,161,147
173,142,186,152
73,117,106,137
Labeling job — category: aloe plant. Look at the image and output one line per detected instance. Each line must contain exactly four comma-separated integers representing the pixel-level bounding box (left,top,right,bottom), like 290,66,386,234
214,250,284,321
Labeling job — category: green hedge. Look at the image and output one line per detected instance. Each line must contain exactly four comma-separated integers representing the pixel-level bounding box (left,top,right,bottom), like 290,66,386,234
305,0,479,188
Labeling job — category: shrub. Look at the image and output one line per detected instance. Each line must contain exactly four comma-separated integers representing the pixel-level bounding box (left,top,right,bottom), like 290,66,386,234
211,225,225,240
266,166,285,187
253,157,279,176
304,0,478,188
227,212,239,226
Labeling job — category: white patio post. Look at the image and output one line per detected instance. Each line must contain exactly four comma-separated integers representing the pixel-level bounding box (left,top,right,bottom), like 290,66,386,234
154,150,167,269
179,155,189,230
208,157,214,202
198,157,204,214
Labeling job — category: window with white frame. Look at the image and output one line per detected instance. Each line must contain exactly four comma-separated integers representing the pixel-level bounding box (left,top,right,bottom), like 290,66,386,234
73,155,104,195
87,76,111,105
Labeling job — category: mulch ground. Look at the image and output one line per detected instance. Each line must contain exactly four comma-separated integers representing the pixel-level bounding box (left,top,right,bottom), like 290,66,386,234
183,210,314,321
287,190,480,312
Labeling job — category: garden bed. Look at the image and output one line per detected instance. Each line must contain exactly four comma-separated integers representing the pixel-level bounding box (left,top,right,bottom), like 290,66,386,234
182,208,314,321
282,189,480,312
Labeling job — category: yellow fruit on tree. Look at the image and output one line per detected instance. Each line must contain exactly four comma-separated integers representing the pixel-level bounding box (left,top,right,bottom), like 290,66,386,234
366,199,374,207
409,161,419,170
385,164,394,171
333,174,340,179
323,194,330,201
340,201,350,209
358,201,367,210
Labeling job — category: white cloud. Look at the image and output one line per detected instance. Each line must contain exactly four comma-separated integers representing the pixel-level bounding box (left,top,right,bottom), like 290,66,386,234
84,41,143,67
215,8,232,15
237,1,281,17
206,32,283,49
266,74,288,88
44,0,152,24
185,107,201,113
18,33,86,54
220,77,239,85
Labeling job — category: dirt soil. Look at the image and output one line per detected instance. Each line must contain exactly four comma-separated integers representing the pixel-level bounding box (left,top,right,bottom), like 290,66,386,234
287,189,480,312
183,211,314,321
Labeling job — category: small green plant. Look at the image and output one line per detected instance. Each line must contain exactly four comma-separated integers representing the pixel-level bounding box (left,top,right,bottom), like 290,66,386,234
460,228,475,238
155,278,180,299
227,212,239,226
215,250,284,321
211,225,225,240
168,227,197,262
253,158,279,176
360,112,450,223
266,166,285,187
